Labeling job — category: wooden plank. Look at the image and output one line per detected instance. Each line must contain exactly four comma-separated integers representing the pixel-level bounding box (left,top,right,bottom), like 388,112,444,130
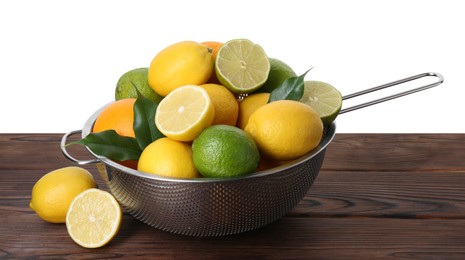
0,134,94,171
3,169,465,258
2,134,464,198
323,134,465,171
2,134,464,172
2,209,465,259
5,170,465,219
1,133,465,259
0,134,104,198
294,170,465,219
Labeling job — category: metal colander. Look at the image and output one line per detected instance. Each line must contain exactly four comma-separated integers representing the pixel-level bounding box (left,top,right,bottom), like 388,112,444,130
61,72,443,237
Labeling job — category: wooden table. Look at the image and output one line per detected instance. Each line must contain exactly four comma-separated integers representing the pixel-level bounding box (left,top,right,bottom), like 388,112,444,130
1,133,465,259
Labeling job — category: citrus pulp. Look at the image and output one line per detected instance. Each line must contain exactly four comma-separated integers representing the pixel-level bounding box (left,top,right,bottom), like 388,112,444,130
299,80,342,124
215,39,270,94
155,85,214,141
66,188,122,248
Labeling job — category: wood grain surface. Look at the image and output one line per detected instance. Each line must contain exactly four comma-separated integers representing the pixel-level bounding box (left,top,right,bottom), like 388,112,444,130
1,133,465,259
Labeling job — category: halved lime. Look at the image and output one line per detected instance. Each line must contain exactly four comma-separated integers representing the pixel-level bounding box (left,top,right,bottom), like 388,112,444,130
215,39,270,94
299,81,342,124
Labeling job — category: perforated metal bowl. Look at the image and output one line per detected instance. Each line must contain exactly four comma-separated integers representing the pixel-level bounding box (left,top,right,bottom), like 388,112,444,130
61,102,335,237
61,72,443,236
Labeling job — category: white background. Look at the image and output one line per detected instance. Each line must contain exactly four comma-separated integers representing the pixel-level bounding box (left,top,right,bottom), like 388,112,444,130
1,0,463,133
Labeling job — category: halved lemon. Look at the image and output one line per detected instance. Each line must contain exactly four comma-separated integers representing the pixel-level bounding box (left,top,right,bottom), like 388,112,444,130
215,39,270,94
155,85,215,141
66,188,122,248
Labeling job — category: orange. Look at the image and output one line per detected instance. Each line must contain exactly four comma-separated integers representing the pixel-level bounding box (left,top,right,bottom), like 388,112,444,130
92,98,136,138
201,41,224,84
201,41,223,60
256,158,289,172
200,83,239,126
118,159,138,170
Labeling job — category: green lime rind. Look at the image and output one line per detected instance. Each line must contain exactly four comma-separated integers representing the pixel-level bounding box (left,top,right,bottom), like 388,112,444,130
299,81,342,124
115,68,163,104
255,57,297,93
215,39,270,94
192,125,260,178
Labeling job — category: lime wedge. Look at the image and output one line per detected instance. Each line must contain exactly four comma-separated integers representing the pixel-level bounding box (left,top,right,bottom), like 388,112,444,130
299,81,342,124
215,39,270,94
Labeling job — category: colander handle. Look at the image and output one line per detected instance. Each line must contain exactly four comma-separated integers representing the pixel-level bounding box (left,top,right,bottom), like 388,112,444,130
339,72,444,114
60,130,100,165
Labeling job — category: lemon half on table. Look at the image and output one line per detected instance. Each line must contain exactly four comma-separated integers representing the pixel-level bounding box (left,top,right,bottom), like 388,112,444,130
66,188,122,248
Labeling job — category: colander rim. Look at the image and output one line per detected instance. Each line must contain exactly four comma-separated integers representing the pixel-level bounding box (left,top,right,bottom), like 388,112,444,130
82,101,336,183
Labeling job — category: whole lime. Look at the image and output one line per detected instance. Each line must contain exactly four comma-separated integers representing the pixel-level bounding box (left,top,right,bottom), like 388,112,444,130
192,125,260,178
115,67,163,104
256,57,297,93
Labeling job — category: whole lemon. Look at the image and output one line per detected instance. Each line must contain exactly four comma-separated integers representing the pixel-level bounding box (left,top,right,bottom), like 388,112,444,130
200,83,239,126
29,166,97,223
138,137,200,178
245,100,323,161
148,41,214,97
200,41,224,84
236,92,270,129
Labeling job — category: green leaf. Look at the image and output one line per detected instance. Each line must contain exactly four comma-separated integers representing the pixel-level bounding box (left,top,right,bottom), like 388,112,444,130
132,84,164,150
67,130,141,161
268,68,312,103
